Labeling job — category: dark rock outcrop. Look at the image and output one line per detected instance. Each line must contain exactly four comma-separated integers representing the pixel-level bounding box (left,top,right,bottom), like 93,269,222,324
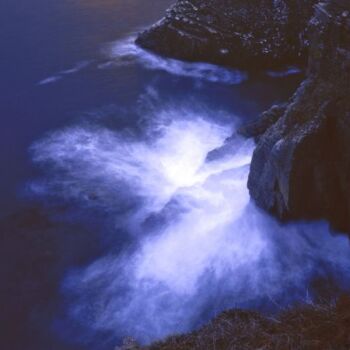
248,0,350,231
136,0,317,70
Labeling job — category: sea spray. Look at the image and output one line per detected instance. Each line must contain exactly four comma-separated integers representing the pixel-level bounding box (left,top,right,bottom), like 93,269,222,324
30,100,350,344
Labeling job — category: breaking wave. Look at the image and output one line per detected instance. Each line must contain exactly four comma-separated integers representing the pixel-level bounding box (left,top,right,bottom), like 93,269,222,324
30,100,350,345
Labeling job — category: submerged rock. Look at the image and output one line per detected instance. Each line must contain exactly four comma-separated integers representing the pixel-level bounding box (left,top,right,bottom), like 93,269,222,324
136,0,317,70
248,0,350,232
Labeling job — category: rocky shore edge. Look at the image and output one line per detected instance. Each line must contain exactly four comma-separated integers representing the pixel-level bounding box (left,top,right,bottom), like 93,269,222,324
137,0,350,232
136,0,316,70
124,0,350,349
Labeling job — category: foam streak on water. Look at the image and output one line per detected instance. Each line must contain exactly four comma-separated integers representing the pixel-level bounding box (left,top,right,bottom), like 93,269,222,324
37,61,92,86
102,35,247,85
266,66,302,78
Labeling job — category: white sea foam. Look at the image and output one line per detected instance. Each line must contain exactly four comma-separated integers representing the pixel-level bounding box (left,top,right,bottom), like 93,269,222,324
31,102,350,344
37,60,92,86
266,66,302,78
60,60,92,75
102,35,247,84
38,75,63,85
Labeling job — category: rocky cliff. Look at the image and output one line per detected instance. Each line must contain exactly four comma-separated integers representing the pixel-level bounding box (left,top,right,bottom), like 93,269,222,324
137,0,350,232
247,0,350,232
136,0,316,70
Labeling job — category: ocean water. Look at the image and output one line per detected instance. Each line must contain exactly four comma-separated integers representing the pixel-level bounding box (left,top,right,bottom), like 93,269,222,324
1,1,350,350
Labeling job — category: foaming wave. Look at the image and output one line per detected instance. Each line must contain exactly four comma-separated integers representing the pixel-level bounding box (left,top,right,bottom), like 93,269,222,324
31,105,350,345
101,36,247,84
31,115,233,213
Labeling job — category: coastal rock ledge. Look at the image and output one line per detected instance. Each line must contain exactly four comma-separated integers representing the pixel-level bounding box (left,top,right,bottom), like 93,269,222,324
136,0,317,70
137,0,350,232
248,0,350,232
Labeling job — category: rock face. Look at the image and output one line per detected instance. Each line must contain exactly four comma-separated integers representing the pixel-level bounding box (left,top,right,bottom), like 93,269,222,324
248,0,350,231
238,103,288,140
136,0,316,70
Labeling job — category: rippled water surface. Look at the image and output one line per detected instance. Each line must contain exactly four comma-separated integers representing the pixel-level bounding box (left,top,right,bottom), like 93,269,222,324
1,1,349,350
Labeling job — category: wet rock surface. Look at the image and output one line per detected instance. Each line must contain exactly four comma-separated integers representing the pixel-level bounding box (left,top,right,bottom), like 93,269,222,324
136,0,317,70
248,0,350,232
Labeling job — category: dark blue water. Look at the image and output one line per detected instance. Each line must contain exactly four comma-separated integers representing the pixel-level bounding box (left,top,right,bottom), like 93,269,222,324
2,1,350,350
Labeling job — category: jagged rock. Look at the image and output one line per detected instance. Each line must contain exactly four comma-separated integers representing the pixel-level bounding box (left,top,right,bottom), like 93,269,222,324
248,0,350,231
238,103,288,140
136,0,317,70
